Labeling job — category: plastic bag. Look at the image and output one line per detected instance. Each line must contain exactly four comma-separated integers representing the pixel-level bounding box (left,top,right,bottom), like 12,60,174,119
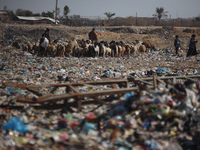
2,116,29,133
41,37,49,48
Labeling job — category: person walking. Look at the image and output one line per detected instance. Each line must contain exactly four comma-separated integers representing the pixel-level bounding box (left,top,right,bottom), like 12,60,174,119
88,28,98,44
187,34,198,57
174,35,181,56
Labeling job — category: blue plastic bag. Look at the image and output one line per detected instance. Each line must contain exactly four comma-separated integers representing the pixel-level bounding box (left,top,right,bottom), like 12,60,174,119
156,68,167,73
2,116,29,134
83,123,96,134
125,92,135,101
7,87,14,95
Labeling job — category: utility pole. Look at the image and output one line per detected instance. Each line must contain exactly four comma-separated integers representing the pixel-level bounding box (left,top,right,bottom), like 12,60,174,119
136,12,137,26
55,0,58,24
176,10,178,18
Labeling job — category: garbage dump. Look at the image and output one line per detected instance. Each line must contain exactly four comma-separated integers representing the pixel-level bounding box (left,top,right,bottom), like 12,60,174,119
0,25,200,150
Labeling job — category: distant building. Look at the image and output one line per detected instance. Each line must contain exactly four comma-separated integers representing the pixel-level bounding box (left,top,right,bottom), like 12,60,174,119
16,16,59,24
0,10,10,23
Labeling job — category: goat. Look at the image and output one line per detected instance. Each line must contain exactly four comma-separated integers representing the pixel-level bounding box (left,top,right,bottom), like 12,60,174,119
47,43,57,57
56,43,65,57
65,38,78,57
109,41,118,57
74,45,87,57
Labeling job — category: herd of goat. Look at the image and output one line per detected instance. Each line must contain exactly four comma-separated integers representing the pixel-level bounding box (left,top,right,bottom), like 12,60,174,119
21,38,156,57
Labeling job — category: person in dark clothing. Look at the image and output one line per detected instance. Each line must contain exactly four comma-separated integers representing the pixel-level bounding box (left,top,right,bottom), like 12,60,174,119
187,34,198,57
39,33,46,57
44,28,50,41
88,28,98,43
174,35,181,56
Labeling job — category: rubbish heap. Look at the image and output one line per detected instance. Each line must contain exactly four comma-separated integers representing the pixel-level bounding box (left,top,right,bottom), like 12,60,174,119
0,41,200,150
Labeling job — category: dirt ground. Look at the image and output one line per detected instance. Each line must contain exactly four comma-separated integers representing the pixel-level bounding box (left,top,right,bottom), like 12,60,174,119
1,23,200,50
62,25,200,50
56,25,200,50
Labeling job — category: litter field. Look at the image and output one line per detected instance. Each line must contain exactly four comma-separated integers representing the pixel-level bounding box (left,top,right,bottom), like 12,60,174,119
0,25,200,149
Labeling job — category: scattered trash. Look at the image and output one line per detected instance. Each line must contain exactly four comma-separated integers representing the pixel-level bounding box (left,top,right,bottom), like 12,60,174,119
0,25,200,149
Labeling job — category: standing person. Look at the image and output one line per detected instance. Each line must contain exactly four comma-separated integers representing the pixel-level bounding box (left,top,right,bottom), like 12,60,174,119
187,34,198,57
88,28,98,43
39,33,46,57
44,28,50,41
174,35,181,56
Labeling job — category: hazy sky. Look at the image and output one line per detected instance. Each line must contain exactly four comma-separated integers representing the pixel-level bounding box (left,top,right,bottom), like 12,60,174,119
0,0,200,19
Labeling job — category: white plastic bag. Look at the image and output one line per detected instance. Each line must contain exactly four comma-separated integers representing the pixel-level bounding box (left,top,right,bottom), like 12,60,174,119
41,37,49,48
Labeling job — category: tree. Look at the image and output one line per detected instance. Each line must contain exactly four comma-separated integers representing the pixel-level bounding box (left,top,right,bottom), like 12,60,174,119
195,14,200,21
57,7,60,17
3,5,8,10
70,15,81,19
15,9,33,16
24,10,33,16
33,13,41,16
63,5,70,18
53,7,61,18
2,6,17,21
152,7,168,20
104,12,115,20
196,17,200,21
7,10,17,21
41,11,54,18
15,9,23,16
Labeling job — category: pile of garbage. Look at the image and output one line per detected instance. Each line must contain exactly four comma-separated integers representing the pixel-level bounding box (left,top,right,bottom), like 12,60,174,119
0,44,200,150
1,80,200,150
106,27,138,34
149,27,180,37
0,24,87,45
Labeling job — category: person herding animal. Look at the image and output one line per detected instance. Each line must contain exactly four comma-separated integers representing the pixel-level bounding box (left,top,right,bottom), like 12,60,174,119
88,28,98,44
